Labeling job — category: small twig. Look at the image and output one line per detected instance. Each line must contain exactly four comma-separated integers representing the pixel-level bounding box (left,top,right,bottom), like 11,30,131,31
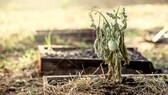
100,63,105,78
91,64,101,75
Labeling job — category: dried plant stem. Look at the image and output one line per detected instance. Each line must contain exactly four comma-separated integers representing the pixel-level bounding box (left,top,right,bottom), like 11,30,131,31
90,7,130,83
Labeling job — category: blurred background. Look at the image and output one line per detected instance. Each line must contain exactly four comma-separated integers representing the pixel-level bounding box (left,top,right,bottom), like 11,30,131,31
1,0,168,30
0,0,168,71
0,0,168,72
0,0,168,94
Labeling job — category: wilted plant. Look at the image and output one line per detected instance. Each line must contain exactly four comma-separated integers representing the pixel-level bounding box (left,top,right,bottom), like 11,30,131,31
89,7,130,83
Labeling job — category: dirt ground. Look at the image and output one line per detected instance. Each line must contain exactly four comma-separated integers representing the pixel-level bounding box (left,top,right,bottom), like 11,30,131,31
0,0,168,95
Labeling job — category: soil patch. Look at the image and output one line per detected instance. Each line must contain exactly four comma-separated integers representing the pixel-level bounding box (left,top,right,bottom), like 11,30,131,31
43,47,146,61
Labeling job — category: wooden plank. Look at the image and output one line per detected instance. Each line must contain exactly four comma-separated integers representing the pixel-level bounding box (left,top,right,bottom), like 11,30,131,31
43,74,168,80
152,27,168,42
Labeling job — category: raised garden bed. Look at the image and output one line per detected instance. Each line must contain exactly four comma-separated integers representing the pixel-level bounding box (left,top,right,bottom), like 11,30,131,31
35,29,95,45
43,74,168,95
38,45,154,75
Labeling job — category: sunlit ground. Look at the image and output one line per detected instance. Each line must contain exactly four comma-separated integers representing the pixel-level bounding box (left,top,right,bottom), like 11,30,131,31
0,0,168,94
0,0,168,30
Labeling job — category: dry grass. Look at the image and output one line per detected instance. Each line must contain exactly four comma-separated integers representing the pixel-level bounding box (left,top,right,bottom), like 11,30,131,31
43,75,168,95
